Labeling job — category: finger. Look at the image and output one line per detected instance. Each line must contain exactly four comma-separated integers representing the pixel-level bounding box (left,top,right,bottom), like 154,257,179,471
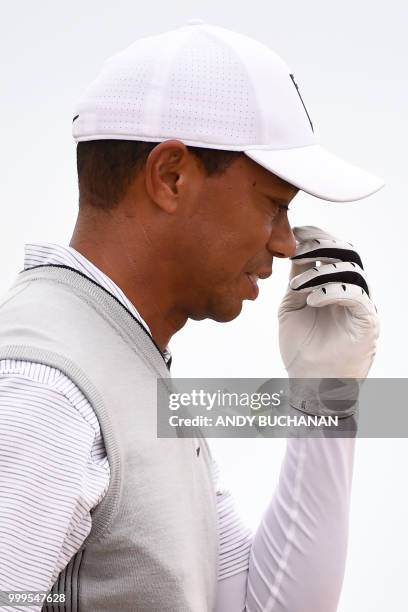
306,282,378,318
289,227,323,278
292,226,343,243
291,239,363,268
289,258,315,281
291,226,362,267
290,261,370,297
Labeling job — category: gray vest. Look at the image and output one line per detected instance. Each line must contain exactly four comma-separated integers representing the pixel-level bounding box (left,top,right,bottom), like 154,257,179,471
0,265,218,611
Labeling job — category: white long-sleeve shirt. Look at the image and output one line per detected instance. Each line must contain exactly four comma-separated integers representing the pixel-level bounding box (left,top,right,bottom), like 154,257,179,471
0,243,355,611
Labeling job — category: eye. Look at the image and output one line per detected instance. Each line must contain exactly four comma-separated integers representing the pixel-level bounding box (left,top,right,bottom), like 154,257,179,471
272,202,290,215
267,197,290,212
262,196,290,221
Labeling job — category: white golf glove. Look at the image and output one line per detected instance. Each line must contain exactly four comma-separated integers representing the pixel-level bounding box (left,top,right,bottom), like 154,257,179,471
278,226,380,417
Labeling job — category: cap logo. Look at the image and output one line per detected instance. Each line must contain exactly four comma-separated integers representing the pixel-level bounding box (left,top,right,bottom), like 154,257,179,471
290,74,314,133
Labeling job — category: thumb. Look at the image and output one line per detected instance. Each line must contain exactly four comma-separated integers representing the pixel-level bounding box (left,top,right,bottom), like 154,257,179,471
289,258,316,281
281,255,317,313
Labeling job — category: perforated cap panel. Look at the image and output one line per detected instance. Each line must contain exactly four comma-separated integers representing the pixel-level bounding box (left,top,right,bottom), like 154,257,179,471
72,23,314,149
159,29,260,145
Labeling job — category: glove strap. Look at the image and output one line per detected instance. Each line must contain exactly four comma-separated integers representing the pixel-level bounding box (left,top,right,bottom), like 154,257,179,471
288,377,362,418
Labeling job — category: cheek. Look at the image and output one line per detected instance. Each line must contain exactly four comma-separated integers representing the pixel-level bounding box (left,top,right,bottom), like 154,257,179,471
229,212,273,256
200,225,269,281
181,195,272,277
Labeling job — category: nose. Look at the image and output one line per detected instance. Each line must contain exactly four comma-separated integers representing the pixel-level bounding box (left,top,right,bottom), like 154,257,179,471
266,216,296,259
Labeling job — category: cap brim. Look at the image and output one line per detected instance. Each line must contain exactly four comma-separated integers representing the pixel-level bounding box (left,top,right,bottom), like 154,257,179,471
244,144,385,202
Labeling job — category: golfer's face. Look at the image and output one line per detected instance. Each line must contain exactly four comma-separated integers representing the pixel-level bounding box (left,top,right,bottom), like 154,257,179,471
184,155,298,323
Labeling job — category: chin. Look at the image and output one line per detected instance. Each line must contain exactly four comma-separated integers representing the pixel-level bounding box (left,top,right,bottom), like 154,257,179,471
189,290,244,323
207,298,243,323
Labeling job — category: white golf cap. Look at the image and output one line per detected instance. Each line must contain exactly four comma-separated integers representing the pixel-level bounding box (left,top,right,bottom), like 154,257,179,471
72,21,384,202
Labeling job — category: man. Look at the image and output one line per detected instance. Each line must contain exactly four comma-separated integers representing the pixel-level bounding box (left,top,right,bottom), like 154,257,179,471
0,21,382,612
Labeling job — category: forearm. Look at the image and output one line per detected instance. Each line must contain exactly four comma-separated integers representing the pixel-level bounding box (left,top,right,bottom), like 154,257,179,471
245,436,355,612
214,435,354,611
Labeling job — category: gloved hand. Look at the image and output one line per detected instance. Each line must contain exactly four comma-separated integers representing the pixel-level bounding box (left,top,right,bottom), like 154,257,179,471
278,226,380,417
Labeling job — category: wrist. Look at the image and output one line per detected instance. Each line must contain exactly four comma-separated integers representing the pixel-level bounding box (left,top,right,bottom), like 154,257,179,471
288,377,362,418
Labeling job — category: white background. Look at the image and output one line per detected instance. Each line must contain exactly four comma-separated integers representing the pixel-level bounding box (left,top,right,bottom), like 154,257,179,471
1,1,407,610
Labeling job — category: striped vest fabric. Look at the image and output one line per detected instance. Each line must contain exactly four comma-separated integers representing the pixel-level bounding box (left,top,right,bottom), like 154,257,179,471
0,265,218,611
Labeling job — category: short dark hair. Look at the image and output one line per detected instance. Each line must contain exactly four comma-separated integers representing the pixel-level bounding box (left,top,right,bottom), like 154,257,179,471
76,140,242,210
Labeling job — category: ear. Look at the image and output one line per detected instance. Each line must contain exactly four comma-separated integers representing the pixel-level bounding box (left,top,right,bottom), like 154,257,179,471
144,140,201,214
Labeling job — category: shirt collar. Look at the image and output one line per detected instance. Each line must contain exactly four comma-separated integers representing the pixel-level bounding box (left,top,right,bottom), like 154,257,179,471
24,242,172,364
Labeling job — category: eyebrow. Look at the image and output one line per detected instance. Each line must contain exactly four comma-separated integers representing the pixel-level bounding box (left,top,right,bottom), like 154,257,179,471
267,196,292,208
